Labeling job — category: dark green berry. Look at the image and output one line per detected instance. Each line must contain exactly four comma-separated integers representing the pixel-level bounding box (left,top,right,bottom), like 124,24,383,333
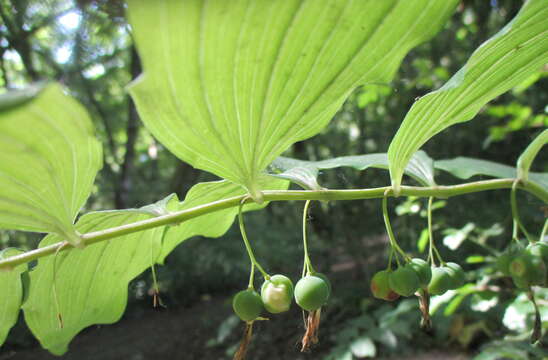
428,267,452,295
510,249,546,287
444,262,465,289
389,266,420,297
312,272,332,299
294,275,330,311
496,253,513,276
370,270,399,301
528,242,548,265
232,289,263,322
408,258,432,289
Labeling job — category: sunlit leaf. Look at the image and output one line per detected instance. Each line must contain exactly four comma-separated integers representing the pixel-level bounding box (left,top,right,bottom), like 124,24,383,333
442,223,475,250
269,159,321,191
18,174,286,355
502,290,548,332
269,151,436,190
139,193,180,216
159,177,288,263
0,84,102,243
0,248,27,346
350,336,376,358
128,0,457,199
388,0,548,192
466,255,486,264
429,290,457,315
444,294,468,316
22,205,166,355
368,328,398,350
417,228,429,253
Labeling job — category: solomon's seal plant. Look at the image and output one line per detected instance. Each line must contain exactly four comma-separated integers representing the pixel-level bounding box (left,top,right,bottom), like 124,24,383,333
0,0,547,357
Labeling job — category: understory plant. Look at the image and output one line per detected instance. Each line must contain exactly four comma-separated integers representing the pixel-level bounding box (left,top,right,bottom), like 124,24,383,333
0,0,547,358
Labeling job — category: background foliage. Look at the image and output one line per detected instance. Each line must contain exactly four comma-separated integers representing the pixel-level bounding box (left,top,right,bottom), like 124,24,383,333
0,0,546,359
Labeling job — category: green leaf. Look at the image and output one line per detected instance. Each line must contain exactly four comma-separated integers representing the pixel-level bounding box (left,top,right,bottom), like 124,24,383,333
128,0,457,199
0,248,27,346
159,178,288,263
0,84,103,243
269,151,436,190
0,82,46,111
350,336,376,358
466,255,486,264
269,159,322,191
388,0,548,192
517,129,547,182
435,157,548,191
417,228,429,253
367,328,398,350
22,205,167,355
444,293,469,316
473,344,529,360
442,223,475,250
139,193,180,216
502,290,548,332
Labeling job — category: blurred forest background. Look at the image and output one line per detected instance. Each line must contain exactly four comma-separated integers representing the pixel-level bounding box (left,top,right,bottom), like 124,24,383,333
0,0,547,359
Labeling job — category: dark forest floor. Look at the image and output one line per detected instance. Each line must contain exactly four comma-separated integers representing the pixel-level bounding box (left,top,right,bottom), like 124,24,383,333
2,294,469,360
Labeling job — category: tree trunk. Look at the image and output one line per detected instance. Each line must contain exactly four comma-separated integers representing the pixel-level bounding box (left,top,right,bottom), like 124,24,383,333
115,46,142,209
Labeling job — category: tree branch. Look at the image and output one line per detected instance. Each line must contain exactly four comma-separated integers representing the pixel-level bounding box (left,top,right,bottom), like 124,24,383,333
115,46,141,208
26,7,75,37
1,2,40,81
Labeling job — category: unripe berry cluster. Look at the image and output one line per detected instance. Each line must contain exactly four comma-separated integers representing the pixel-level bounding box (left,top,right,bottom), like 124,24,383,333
232,273,331,322
370,258,466,300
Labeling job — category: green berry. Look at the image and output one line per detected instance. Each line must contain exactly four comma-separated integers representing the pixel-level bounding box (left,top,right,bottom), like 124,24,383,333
370,270,399,301
496,253,513,276
261,274,294,314
428,267,452,295
294,275,330,311
389,266,420,297
232,289,263,322
408,258,432,289
528,242,548,265
444,262,465,289
512,274,530,289
312,272,332,299
510,249,546,287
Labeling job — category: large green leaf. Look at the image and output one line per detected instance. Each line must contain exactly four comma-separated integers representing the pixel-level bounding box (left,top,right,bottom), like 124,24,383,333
0,248,27,346
0,84,102,243
21,176,287,355
22,207,165,355
435,157,548,191
159,177,288,263
388,0,548,192
128,0,457,199
268,151,436,190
